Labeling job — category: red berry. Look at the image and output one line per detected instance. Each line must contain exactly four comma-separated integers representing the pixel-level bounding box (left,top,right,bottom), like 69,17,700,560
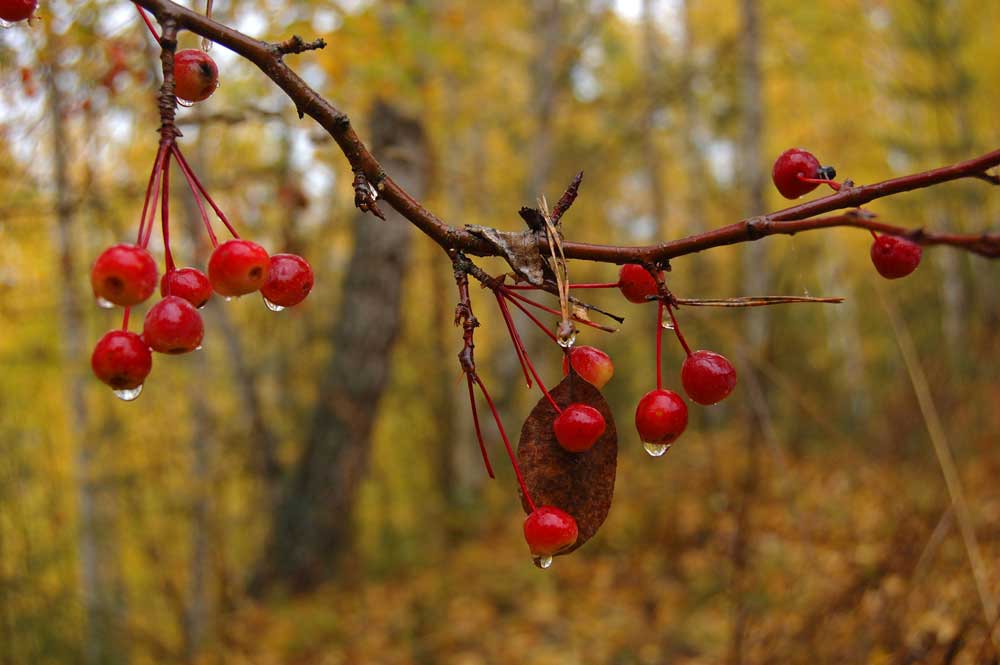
142,296,204,354
772,148,822,199
635,389,688,447
870,234,922,279
561,345,614,389
681,350,737,405
90,244,158,307
208,239,270,297
618,264,660,304
553,403,606,453
91,330,152,391
523,506,578,557
174,49,218,103
160,267,212,308
260,253,314,308
0,0,37,22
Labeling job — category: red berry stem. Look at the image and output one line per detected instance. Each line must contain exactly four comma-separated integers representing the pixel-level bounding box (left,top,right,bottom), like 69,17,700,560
161,153,175,272
172,146,219,248
504,282,621,290
133,3,160,40
121,307,131,332
466,375,495,479
495,291,534,389
797,175,842,191
472,374,536,512
171,146,241,239
135,144,169,248
499,289,558,343
503,288,610,333
139,157,167,249
665,303,692,356
655,300,664,391
495,293,561,414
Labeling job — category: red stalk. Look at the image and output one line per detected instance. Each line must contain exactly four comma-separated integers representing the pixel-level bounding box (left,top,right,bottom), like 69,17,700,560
171,146,241,239
466,375,495,479
473,374,536,512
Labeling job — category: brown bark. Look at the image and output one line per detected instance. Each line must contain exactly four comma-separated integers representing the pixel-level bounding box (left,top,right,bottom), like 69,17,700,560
250,101,427,594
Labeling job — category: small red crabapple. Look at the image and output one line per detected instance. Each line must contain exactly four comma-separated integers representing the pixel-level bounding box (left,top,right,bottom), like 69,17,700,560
870,234,922,279
635,388,688,456
91,330,152,392
681,350,737,405
0,0,37,23
174,49,219,103
260,253,314,308
142,296,204,354
91,244,159,307
771,148,836,199
161,267,212,308
523,506,578,564
553,403,606,453
208,239,270,297
618,264,660,304
561,345,614,389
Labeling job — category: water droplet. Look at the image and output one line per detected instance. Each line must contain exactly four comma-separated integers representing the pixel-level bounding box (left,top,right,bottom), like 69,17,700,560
201,38,213,52
557,332,577,348
223,296,235,302
803,288,811,297
533,555,553,569
113,385,142,401
96,296,115,309
661,320,675,331
643,441,671,457
263,297,285,312
195,345,203,351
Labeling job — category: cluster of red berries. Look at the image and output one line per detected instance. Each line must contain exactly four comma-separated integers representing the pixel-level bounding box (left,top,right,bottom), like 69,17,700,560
772,148,923,279
91,241,314,399
0,0,37,23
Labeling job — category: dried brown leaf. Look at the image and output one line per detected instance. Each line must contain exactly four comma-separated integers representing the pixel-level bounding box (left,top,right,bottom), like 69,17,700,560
517,372,618,555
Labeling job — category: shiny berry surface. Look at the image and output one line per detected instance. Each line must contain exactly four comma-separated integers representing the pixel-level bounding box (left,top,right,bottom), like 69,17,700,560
208,239,270,296
174,49,219,103
91,331,152,390
870,234,922,279
161,267,212,308
0,0,37,22
260,253,314,307
635,389,688,445
553,403,606,453
772,148,822,199
561,345,614,389
90,244,159,307
681,350,738,405
523,506,578,556
618,264,660,304
142,296,204,354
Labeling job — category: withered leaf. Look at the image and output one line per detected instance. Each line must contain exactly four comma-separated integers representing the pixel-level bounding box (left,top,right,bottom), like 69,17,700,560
517,371,617,555
465,225,555,286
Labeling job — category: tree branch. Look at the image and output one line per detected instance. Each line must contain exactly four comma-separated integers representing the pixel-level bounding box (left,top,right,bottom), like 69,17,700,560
131,0,1000,265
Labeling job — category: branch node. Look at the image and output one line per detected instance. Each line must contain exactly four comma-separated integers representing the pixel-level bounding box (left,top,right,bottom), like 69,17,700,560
274,35,327,56
353,170,385,220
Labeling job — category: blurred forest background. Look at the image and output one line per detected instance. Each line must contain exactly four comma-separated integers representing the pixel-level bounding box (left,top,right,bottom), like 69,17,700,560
2,0,1000,663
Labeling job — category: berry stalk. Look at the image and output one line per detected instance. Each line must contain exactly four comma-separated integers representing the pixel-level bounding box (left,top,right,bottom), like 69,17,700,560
161,153,175,272
472,374,536,512
466,375,495,479
495,291,533,388
656,300,663,391
666,303,692,356
499,289,557,343
171,146,241,239
495,293,561,413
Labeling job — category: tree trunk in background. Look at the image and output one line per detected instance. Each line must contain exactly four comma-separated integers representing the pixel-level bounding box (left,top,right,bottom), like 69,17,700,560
640,0,668,236
250,101,426,594
44,22,126,665
679,0,707,234
730,1,767,663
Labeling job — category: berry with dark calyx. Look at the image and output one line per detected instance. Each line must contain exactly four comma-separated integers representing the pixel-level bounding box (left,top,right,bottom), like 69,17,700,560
142,296,204,354
174,49,219,103
523,506,578,562
260,253,314,308
208,239,270,297
870,234,922,279
561,345,614,389
635,388,688,456
772,148,827,199
91,330,152,393
681,350,738,405
91,244,158,307
553,403,606,453
161,267,212,308
618,264,660,304
0,0,37,22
